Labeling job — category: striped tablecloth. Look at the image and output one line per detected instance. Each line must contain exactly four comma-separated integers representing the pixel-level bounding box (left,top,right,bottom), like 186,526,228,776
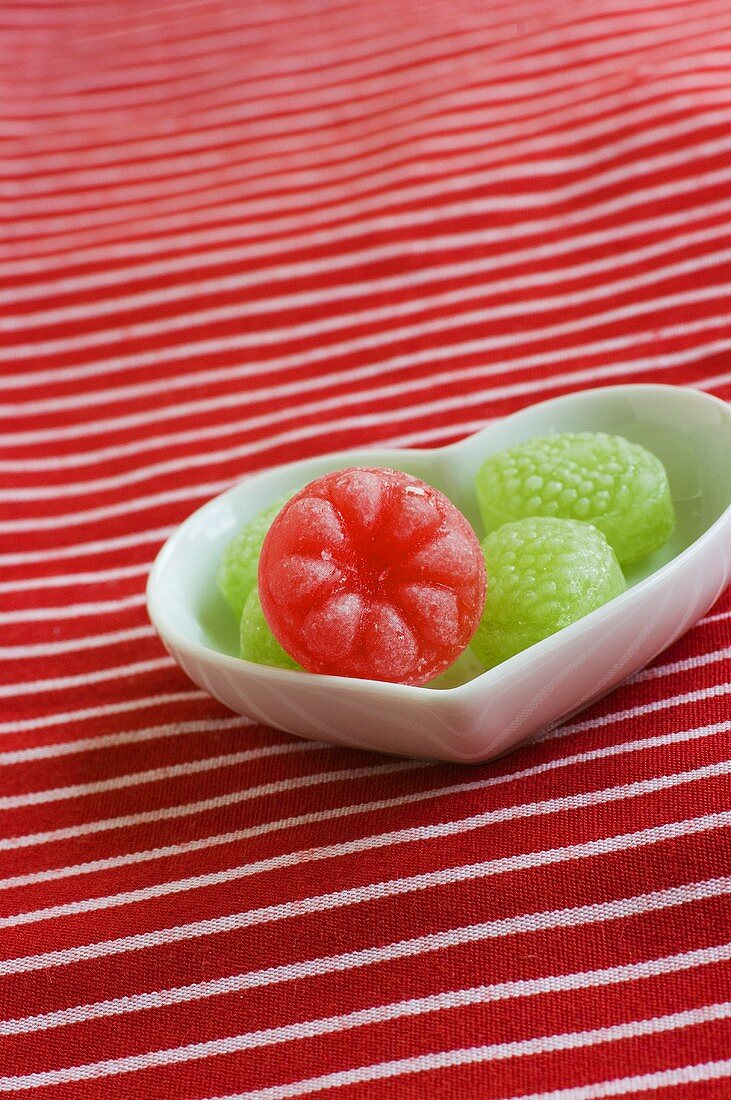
2,1,731,1096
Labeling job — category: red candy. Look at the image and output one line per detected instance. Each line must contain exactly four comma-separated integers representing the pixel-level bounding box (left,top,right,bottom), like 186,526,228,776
258,467,486,685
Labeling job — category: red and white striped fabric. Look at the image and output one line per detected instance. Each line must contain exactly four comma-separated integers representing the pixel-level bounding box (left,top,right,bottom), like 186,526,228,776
2,1,731,1095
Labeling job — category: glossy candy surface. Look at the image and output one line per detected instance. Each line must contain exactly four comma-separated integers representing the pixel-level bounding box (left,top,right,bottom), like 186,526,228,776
258,467,486,684
471,516,626,669
476,431,675,563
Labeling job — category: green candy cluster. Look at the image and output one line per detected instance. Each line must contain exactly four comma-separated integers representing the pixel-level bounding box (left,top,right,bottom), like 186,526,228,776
475,431,675,565
472,431,675,670
217,496,299,670
471,517,627,669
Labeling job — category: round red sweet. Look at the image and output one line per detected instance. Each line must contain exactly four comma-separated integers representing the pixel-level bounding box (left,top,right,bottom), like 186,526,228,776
258,467,487,685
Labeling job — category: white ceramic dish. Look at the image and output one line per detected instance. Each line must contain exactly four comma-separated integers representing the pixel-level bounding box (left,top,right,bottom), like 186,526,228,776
147,384,731,763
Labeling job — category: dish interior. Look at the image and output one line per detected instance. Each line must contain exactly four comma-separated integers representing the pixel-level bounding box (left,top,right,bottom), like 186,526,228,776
157,389,731,690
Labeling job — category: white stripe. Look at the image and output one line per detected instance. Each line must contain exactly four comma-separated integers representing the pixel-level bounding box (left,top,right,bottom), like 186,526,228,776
2,714,725,857
4,948,731,1090
0,778,393,853
4,9,700,175
635,645,731,681
0,716,255,766
15,0,603,66
10,12,482,113
2,305,725,481
1,0,712,144
5,65,731,238
5,0,705,93
490,1059,731,1100
0,690,205,735
14,40,729,246
28,656,720,766
0,562,150,593
212,1003,731,1100
7,0,711,113
4,186,728,420
5,204,731,425
0,719,725,891
4,85,725,281
1,83,725,297
0,718,711,853
2,309,729,504
1,772,728,977
105,0,433,55
7,3,657,118
3,760,729,931
12,295,731,459
2,3,453,90
626,38,731,76
1,299,727,479
0,527,171,567
1,10,512,109
550,683,731,740
695,365,731,392
0,480,228,534
5,152,731,372
0,657,175,699
390,417,499,448
3,876,728,1037
2,70,716,229
6,88,731,305
5,1000,731,1093
703,608,731,624
0,0,352,31
0,625,154,660
5,18,730,221
4,54,725,283
5,30,724,189
1,339,728,536
0,593,146,624
6,11,726,181
4,247,731,467
7,117,731,332
0,754,415,813
1,941,728,1069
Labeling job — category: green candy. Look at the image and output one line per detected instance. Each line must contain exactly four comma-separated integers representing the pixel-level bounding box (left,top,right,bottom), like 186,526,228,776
240,589,301,671
475,432,675,564
471,517,626,670
217,497,288,621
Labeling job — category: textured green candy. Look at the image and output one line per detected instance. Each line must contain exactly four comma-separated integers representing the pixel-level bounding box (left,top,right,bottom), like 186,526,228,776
471,517,626,669
476,432,674,564
240,589,301,671
217,497,288,621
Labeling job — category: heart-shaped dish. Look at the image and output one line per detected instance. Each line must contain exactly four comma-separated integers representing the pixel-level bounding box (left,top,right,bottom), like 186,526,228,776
147,384,731,763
